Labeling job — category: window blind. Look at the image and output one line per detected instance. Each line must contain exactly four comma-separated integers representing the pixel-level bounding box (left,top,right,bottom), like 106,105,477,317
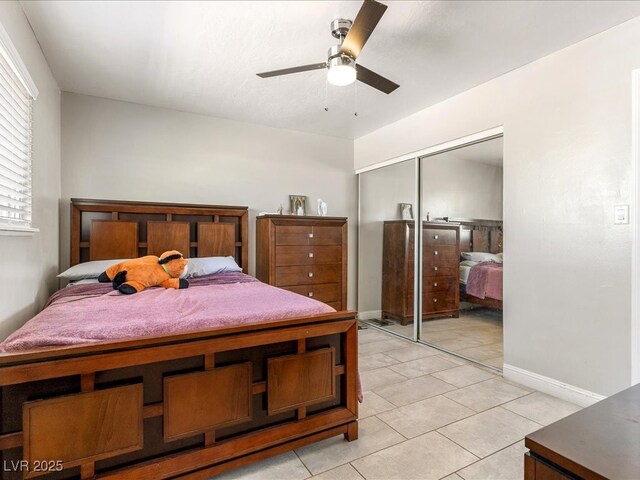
0,32,33,229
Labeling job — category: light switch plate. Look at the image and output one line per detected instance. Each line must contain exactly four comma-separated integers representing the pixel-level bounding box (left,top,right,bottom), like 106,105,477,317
614,204,629,224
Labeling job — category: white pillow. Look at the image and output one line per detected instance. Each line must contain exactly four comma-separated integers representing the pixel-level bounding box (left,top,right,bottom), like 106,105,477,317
58,259,128,281
460,260,480,267
67,278,100,286
460,252,502,263
185,256,242,278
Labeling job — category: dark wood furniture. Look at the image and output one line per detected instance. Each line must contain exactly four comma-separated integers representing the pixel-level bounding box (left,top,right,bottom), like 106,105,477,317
0,200,358,480
524,383,640,479
451,217,503,310
454,217,503,255
381,221,460,324
256,215,348,311
71,198,249,270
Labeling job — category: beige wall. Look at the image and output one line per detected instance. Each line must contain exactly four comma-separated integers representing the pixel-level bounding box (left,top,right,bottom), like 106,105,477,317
0,2,60,341
359,159,415,314
355,17,640,396
422,156,503,221
60,93,358,308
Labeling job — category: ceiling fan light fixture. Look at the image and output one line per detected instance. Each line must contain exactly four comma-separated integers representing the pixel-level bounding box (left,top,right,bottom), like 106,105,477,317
327,55,356,86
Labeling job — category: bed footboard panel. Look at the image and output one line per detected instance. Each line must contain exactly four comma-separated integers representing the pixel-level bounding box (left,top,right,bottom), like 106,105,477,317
0,316,358,479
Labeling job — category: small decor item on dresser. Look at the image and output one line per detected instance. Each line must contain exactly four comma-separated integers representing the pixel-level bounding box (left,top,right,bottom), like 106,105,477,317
277,203,284,215
317,198,328,216
399,203,413,220
289,195,307,216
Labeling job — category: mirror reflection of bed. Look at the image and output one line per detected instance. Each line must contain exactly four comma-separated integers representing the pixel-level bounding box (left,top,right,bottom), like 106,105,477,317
428,218,503,369
380,218,504,369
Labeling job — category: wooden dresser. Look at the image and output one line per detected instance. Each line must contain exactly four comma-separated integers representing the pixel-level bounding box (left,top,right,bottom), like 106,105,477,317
525,383,640,479
256,215,347,311
382,221,460,324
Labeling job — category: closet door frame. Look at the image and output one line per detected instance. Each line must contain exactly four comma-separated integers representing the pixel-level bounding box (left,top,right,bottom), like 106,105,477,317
631,68,640,385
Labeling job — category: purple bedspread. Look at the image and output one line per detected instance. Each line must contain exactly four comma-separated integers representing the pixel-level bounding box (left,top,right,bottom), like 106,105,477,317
466,262,503,301
0,272,336,352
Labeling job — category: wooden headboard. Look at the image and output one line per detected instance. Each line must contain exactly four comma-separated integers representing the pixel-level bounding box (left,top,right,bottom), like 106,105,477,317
70,199,249,272
441,217,503,254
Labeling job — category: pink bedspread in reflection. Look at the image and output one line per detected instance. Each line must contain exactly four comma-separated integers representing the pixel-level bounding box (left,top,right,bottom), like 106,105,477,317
0,272,336,352
466,262,503,301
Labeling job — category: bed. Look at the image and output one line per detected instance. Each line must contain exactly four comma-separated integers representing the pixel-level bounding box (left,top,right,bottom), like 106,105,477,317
0,199,358,480
454,217,503,310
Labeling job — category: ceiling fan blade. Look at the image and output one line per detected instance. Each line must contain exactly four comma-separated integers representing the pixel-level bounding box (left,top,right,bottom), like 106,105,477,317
339,0,388,59
257,62,327,78
356,64,399,94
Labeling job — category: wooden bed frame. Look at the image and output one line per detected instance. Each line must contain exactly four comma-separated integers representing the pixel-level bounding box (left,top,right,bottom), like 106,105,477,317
449,217,503,311
0,199,358,480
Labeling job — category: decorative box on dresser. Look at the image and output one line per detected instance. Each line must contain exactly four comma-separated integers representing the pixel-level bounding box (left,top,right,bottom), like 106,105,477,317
256,215,347,311
382,220,460,325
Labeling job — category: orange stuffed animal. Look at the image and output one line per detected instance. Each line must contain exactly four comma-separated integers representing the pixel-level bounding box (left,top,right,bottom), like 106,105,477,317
97,250,189,294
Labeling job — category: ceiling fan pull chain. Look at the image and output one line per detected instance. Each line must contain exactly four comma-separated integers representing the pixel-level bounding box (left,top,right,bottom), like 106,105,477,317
354,80,358,117
324,76,329,112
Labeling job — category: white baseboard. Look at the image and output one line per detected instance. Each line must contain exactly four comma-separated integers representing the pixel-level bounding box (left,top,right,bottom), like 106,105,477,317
357,310,382,321
503,364,606,407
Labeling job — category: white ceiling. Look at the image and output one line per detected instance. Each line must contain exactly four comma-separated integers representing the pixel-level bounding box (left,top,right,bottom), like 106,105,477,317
21,1,640,139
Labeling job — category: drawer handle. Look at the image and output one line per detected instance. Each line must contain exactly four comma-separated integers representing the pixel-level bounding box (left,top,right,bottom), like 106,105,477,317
308,292,314,297
434,234,439,239
308,272,314,278
308,233,314,238
309,252,314,258
433,282,438,287
434,251,439,256
434,266,438,271
433,298,438,303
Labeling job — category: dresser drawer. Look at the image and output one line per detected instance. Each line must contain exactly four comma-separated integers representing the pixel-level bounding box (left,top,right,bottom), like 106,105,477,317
275,225,342,246
406,291,457,316
276,245,342,266
275,264,342,286
424,276,457,293
310,226,342,245
407,276,457,294
276,226,312,245
423,246,459,267
423,265,458,278
424,290,457,313
282,283,341,303
423,228,457,246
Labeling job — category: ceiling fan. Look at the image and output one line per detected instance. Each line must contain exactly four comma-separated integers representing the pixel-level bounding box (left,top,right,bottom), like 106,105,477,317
256,0,399,94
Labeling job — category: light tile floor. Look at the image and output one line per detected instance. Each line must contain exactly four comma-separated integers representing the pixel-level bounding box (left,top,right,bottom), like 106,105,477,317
371,308,504,369
213,327,581,480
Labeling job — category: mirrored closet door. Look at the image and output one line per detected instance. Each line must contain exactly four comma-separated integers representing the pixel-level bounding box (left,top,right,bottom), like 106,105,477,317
357,135,504,370
419,136,504,369
358,159,417,340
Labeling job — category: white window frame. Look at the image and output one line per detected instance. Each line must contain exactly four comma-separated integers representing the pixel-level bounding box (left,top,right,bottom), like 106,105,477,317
0,20,39,235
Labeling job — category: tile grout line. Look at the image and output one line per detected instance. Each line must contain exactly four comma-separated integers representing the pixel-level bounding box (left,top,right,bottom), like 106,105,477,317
432,430,481,463
293,450,313,479
373,394,476,438
299,423,409,477
366,369,501,413
440,377,534,413
452,437,529,477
